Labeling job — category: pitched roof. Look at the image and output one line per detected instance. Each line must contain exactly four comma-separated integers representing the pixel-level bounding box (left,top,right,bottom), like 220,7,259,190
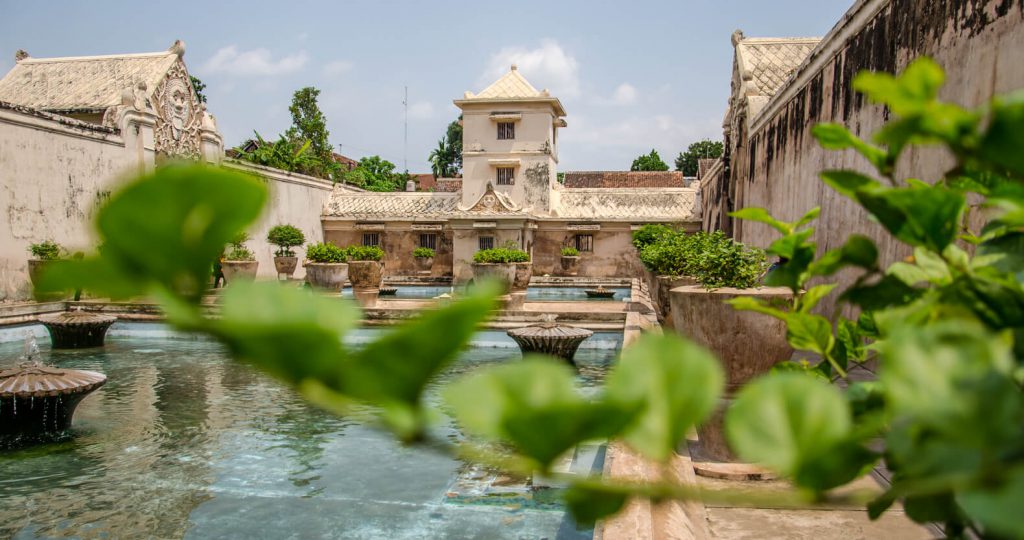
0,44,183,112
554,188,699,222
324,192,459,220
563,171,685,189
735,37,820,98
475,66,544,99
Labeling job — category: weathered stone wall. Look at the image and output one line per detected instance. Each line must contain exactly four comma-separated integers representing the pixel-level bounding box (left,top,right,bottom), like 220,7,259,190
322,224,454,278
533,224,645,278
0,105,143,301
712,0,1024,317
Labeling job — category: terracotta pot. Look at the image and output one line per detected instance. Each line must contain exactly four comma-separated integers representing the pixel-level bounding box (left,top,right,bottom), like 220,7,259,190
559,256,580,276
669,285,794,461
274,256,298,277
512,262,532,292
415,256,434,273
305,262,348,292
471,263,516,294
348,260,383,289
221,260,258,284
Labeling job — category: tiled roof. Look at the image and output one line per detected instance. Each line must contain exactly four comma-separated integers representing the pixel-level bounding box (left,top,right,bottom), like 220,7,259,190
554,188,699,221
736,38,820,97
0,47,181,111
563,171,685,189
474,66,543,99
324,191,459,219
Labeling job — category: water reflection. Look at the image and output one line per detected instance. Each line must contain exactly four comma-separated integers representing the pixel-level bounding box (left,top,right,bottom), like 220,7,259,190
0,334,616,539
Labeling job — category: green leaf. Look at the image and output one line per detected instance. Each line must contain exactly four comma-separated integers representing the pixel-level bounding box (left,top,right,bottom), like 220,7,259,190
793,207,821,229
854,58,944,116
726,373,854,479
344,282,499,437
808,234,879,276
811,125,888,171
819,170,881,200
727,296,788,321
798,284,837,313
785,312,834,357
563,483,630,528
980,90,1024,175
605,334,724,462
840,274,923,311
958,468,1024,538
855,184,965,252
730,207,792,235
444,357,637,471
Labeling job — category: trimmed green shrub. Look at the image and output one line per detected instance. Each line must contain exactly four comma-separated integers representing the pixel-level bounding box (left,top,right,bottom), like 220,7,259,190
306,242,347,263
267,224,306,257
29,240,63,260
346,245,384,262
413,247,435,258
473,248,529,264
561,246,579,257
225,233,255,261
631,224,675,250
639,230,766,289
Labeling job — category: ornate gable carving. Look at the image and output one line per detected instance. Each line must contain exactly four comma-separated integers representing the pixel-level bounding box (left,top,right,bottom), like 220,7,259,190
151,60,202,159
459,182,521,214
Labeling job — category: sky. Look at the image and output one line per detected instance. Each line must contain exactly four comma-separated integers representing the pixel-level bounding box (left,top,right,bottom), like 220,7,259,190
1,1,853,173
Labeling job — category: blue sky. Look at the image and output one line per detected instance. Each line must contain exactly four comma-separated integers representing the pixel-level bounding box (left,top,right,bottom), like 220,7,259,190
1,1,852,172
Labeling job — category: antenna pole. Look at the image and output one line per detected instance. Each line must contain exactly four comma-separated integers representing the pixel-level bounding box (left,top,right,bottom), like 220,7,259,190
403,86,408,172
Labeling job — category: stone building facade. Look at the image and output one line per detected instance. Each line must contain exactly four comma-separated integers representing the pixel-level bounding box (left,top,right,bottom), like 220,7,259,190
699,0,1024,317
323,67,700,281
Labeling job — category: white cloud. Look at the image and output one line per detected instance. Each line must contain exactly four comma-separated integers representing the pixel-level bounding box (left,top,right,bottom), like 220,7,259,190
202,45,308,76
479,39,580,98
565,113,720,156
322,60,354,76
408,101,435,120
611,83,637,105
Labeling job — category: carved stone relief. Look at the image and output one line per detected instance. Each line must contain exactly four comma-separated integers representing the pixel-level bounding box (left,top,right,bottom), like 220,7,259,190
150,61,202,159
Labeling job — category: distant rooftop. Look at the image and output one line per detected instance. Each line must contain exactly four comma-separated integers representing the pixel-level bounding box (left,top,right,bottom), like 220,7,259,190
734,35,821,98
562,171,685,189
456,65,566,116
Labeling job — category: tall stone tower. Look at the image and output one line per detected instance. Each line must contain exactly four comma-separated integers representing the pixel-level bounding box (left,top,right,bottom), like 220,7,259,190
454,65,567,214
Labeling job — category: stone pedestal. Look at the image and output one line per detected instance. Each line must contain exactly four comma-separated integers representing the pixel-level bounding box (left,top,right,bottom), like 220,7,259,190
38,311,117,349
507,322,594,363
0,362,106,443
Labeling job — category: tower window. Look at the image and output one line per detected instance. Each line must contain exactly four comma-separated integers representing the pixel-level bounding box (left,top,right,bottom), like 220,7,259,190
362,233,380,247
419,233,437,250
496,167,515,185
575,234,594,252
497,122,515,140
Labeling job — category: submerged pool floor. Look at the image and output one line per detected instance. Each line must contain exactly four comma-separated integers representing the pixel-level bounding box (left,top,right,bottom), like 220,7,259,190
0,329,618,539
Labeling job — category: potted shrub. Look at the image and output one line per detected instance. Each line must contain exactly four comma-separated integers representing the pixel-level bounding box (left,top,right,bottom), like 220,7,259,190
305,242,348,291
471,245,529,298
346,245,385,307
27,240,63,288
635,226,699,326
559,246,580,276
413,247,435,274
221,233,258,284
665,232,792,464
267,224,305,278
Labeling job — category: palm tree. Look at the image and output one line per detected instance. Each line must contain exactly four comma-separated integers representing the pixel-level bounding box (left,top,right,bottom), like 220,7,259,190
429,137,451,179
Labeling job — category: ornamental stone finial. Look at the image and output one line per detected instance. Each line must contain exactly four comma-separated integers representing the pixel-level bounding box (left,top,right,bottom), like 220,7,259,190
168,40,186,58
511,63,517,71
731,29,745,47
14,50,29,62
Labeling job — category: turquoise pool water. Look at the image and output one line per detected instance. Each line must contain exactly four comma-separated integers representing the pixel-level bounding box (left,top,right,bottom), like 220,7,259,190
341,286,631,302
0,324,619,539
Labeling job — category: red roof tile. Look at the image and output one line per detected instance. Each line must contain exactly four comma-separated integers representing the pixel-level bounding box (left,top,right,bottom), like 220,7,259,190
562,171,685,189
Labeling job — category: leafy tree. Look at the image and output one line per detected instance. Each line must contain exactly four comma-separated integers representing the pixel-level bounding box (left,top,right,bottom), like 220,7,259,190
427,116,463,179
674,139,724,175
189,75,207,104
286,87,334,168
342,155,409,192
234,131,330,178
630,149,669,171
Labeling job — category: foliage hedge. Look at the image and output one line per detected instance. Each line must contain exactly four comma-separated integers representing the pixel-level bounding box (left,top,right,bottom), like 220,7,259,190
561,246,579,257
346,245,384,262
413,247,435,258
306,242,347,263
473,248,529,264
638,229,766,289
28,240,63,261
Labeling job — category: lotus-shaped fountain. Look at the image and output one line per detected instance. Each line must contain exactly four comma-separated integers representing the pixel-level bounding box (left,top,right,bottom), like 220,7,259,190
37,309,117,348
0,336,106,445
507,321,594,363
